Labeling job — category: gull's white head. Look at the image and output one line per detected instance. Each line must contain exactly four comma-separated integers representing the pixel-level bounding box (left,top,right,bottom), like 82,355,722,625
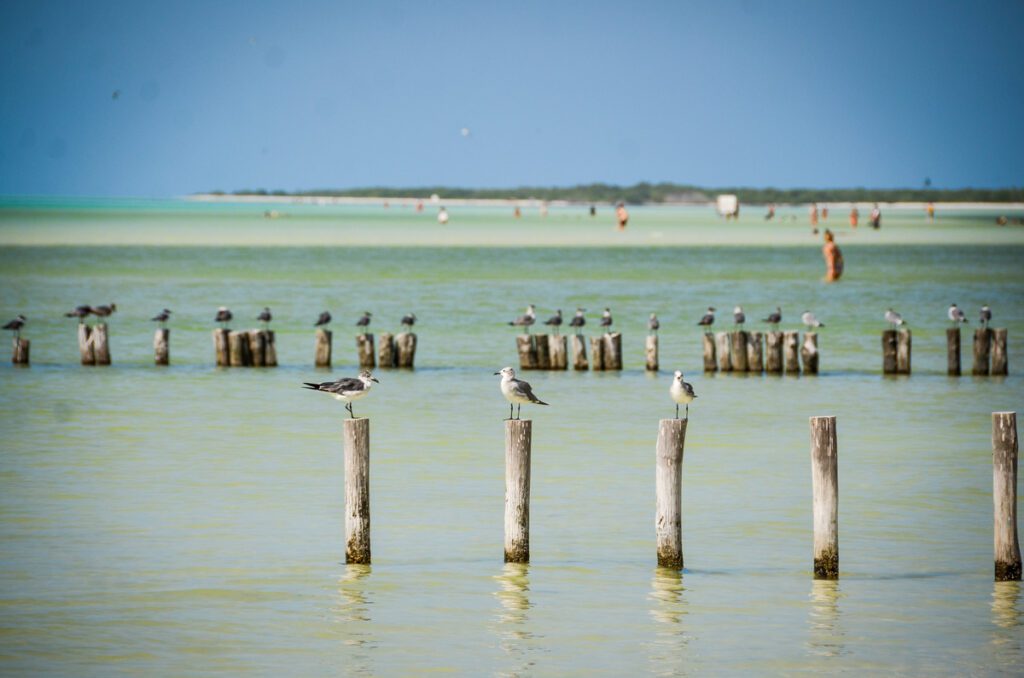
673,370,684,380
733,306,742,314
650,312,657,319
358,370,380,384
495,366,516,379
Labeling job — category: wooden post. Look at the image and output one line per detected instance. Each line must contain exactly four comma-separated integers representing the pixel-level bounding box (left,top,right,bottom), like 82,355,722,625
154,328,169,365
378,332,395,368
801,332,819,375
504,419,531,563
881,330,898,374
356,333,376,369
264,330,277,367
896,329,912,374
992,329,1008,376
343,417,371,565
746,332,763,373
248,330,267,367
12,338,29,365
315,328,332,367
715,332,732,372
783,331,800,374
993,412,1020,581
92,323,111,366
656,418,687,569
395,332,417,368
973,328,992,375
810,416,838,579
534,334,551,370
729,331,748,372
702,332,716,372
517,335,538,370
77,323,94,365
946,327,961,376
645,335,659,372
571,334,588,370
765,331,783,373
228,331,250,366
213,329,230,366
548,335,567,370
604,332,622,370
590,336,606,371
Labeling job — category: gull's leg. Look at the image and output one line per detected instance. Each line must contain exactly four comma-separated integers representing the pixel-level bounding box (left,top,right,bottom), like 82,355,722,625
507,403,513,421
675,404,679,419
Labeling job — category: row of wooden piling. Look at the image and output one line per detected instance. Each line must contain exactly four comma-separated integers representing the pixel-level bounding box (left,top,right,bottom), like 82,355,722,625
351,332,418,370
516,333,652,371
947,327,1009,376
338,411,1021,582
703,331,819,374
212,329,279,367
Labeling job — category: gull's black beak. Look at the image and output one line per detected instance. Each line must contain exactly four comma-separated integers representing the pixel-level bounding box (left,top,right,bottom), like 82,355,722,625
371,377,380,383
493,371,501,375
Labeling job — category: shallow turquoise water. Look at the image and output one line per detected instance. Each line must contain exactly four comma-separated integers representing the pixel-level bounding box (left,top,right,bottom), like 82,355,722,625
0,202,1022,675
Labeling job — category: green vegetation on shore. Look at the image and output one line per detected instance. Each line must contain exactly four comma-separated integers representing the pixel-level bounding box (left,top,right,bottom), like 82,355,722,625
209,183,1024,204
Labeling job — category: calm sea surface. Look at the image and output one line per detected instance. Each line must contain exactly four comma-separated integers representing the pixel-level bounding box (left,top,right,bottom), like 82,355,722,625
1,199,1022,675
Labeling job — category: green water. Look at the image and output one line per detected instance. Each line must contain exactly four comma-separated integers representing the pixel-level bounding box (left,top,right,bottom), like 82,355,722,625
0,200,1022,675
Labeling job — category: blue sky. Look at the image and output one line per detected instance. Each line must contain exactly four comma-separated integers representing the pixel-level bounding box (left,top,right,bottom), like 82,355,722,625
1,0,1022,197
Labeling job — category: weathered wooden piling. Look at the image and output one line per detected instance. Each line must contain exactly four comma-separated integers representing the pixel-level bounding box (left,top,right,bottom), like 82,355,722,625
343,417,371,565
765,331,783,373
881,330,898,374
702,333,716,372
730,331,749,372
315,328,332,367
91,324,111,366
248,330,266,367
228,331,251,367
12,338,29,365
534,334,552,370
810,415,839,579
571,334,588,370
896,329,911,374
548,335,567,370
517,335,538,370
992,329,1008,376
154,329,169,365
946,327,961,376
395,332,417,368
378,332,395,368
746,332,764,373
656,418,687,569
590,336,606,371
263,330,277,367
603,332,623,370
356,333,376,369
784,331,801,374
973,328,992,375
801,332,819,375
504,419,532,563
993,412,1020,581
77,324,94,365
646,335,659,371
715,332,732,372
213,329,230,366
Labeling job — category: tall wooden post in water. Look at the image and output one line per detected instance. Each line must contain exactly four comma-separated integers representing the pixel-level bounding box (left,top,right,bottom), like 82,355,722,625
12,338,29,365
344,418,371,564
973,328,992,375
882,330,898,374
356,333,375,369
702,333,716,372
715,332,731,372
645,335,659,371
993,412,1020,581
896,329,911,374
571,335,588,370
315,329,332,367
810,416,838,579
504,419,532,563
213,329,230,366
946,328,961,376
729,331,748,372
154,329,169,365
656,418,687,569
992,329,1008,376
746,332,764,372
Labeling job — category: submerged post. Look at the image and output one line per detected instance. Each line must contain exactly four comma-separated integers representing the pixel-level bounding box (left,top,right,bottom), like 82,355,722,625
730,331,748,372
810,415,838,579
656,418,687,569
395,332,417,368
77,323,94,365
973,328,992,375
783,331,801,374
746,331,764,373
548,335,567,370
356,333,376,369
801,332,819,375
993,412,1020,581
213,329,230,366
12,338,29,365
882,330,898,374
946,327,961,376
896,329,911,374
765,331,783,373
504,419,532,563
571,334,588,370
992,329,1008,376
715,332,731,372
645,335,659,371
702,332,716,372
154,328,169,366
343,417,371,565
315,328,332,367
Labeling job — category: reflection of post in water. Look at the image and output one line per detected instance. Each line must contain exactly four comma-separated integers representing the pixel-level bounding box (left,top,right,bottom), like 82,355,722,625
647,568,690,675
334,562,374,669
991,581,1021,668
649,567,688,625
807,579,844,658
493,562,536,674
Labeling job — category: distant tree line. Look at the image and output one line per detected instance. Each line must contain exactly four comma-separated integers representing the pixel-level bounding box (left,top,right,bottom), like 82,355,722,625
208,182,1024,204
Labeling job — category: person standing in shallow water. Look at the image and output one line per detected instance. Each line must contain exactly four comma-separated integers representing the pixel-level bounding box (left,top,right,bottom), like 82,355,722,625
849,205,859,228
809,203,819,234
615,202,629,231
822,229,844,282
870,203,881,229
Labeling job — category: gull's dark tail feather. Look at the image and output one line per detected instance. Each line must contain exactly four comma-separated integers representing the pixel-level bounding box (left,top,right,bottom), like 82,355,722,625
302,382,322,390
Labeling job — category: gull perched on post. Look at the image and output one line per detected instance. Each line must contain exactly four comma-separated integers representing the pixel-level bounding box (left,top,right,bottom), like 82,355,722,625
256,307,272,329
733,306,745,329
3,315,26,339
508,305,536,333
494,366,548,420
215,306,233,329
302,370,379,419
65,305,92,321
150,309,172,328
90,303,117,320
356,311,372,331
569,308,586,334
315,311,332,328
801,311,824,329
698,307,715,328
600,308,613,331
648,313,660,336
544,309,563,334
669,370,697,419
979,305,992,328
401,312,417,330
762,307,782,328
947,303,968,326
884,308,906,330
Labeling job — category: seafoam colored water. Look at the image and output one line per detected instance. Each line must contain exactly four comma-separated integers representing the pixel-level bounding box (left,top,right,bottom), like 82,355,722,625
0,198,1022,675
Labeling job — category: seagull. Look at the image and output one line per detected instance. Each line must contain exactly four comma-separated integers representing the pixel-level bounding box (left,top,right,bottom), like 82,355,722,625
356,311,372,331
215,306,233,329
980,305,992,329
670,370,697,419
762,307,782,328
302,371,379,419
89,303,117,319
544,309,563,334
733,306,745,328
801,311,824,329
947,303,968,326
697,307,715,328
648,313,660,336
401,312,417,330
315,311,332,327
884,308,906,330
3,315,26,339
508,305,536,333
600,308,613,331
150,309,172,328
257,307,272,329
569,308,586,334
494,366,548,420
65,305,92,321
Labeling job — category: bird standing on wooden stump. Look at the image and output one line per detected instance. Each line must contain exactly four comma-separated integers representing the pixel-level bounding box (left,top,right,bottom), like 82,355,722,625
3,315,26,339
979,305,992,328
600,308,613,331
884,308,906,330
544,309,563,334
495,366,548,420
508,305,536,333
215,306,233,329
355,311,372,332
648,313,660,336
65,305,91,322
801,311,824,329
302,370,379,419
698,307,715,328
401,312,417,330
569,308,586,334
89,303,117,320
670,370,697,419
257,307,272,329
315,311,332,328
150,309,172,328
947,303,968,326
762,307,782,328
